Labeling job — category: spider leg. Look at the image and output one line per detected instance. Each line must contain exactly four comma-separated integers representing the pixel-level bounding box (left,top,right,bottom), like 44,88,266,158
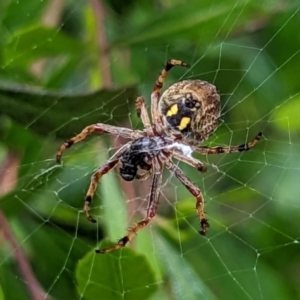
172,151,207,173
153,59,190,93
151,59,190,132
84,144,130,223
195,132,262,155
135,96,153,135
165,160,209,236
56,123,144,163
97,158,162,254
135,169,152,181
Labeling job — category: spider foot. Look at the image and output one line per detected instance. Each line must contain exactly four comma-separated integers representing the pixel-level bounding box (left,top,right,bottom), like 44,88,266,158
87,216,97,223
167,59,190,69
237,131,263,152
84,196,97,223
199,218,209,236
56,154,62,164
197,165,207,173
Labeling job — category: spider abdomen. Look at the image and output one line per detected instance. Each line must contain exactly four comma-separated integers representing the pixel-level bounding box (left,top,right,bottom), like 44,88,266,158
159,80,221,145
119,137,164,181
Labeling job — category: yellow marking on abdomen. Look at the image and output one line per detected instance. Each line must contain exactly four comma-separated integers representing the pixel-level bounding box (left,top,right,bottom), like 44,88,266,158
178,117,191,130
166,104,178,117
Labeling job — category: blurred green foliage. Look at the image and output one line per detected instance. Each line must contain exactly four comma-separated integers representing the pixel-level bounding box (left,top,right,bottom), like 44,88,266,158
0,0,300,299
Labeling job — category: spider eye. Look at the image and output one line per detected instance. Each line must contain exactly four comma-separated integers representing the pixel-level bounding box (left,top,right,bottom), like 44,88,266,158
184,97,197,109
184,93,201,110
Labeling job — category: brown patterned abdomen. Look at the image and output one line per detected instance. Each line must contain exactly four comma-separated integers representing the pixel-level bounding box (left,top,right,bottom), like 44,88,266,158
158,80,220,145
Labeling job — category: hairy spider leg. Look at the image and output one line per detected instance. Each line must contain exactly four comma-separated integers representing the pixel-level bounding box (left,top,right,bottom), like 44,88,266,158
83,144,130,223
153,59,190,93
165,160,209,235
135,96,153,135
172,151,207,173
97,158,162,254
151,59,190,133
56,123,144,163
195,132,262,155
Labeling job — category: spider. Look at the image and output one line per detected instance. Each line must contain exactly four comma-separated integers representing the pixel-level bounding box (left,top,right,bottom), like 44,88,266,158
56,59,262,254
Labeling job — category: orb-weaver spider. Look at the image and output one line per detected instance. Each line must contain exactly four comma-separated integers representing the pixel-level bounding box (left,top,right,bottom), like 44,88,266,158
56,59,262,253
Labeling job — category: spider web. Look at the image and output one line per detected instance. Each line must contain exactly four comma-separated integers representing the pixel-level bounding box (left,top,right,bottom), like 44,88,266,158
0,0,300,299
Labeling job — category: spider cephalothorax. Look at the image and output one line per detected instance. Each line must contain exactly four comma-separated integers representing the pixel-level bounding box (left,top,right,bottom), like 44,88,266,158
56,59,262,254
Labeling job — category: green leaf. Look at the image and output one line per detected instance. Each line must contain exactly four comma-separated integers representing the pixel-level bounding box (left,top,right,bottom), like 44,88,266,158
0,260,30,300
2,0,50,33
0,83,138,139
76,246,157,300
271,94,300,133
155,234,216,300
99,150,128,241
3,25,84,68
113,0,282,47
